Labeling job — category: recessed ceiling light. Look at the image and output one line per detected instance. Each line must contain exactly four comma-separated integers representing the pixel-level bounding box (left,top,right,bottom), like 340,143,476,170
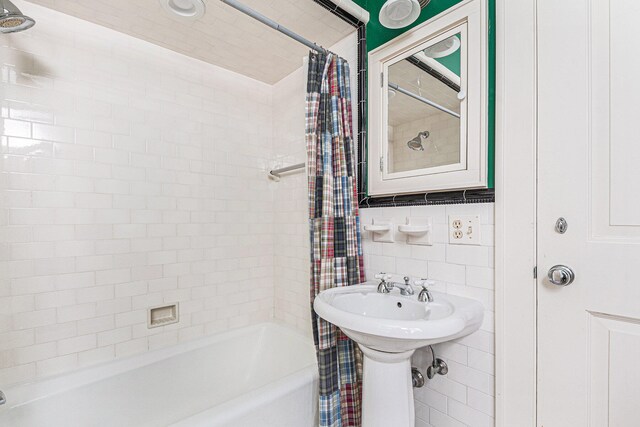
379,0,421,29
160,0,205,20
423,36,461,58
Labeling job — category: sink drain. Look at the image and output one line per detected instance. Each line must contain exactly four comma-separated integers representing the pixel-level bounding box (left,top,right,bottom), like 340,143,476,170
397,302,402,308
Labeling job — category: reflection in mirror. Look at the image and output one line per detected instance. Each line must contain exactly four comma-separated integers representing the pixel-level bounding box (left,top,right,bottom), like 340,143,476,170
387,33,462,174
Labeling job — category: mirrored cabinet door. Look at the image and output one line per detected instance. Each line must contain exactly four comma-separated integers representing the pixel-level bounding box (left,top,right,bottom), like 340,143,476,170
387,26,465,176
368,0,487,196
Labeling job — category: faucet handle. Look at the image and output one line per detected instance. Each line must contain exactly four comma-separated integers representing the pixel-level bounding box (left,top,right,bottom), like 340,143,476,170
376,273,393,294
375,273,392,281
414,278,435,288
417,279,436,302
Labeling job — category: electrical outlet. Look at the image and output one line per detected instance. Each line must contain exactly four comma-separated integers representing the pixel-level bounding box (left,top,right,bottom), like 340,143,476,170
448,215,480,245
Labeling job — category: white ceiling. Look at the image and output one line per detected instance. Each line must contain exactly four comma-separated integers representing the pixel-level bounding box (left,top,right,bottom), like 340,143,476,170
388,59,460,126
24,0,356,84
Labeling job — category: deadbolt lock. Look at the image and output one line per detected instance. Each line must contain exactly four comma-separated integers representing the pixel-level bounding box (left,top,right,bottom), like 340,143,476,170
555,217,568,234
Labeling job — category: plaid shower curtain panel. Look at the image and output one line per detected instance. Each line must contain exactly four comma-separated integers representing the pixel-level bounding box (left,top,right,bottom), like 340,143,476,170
307,51,366,427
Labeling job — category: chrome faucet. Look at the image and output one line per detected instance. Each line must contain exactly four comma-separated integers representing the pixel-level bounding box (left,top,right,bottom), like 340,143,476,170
394,276,415,296
417,279,435,303
375,273,393,294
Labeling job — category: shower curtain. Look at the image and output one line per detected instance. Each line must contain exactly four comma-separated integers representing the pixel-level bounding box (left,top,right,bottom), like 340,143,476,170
306,51,365,427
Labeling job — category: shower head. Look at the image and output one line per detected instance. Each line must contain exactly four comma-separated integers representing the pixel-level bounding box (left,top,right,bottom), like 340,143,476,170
407,131,429,151
0,0,35,33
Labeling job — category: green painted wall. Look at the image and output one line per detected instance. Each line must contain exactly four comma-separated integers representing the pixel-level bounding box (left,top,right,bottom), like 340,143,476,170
352,0,464,51
354,0,495,189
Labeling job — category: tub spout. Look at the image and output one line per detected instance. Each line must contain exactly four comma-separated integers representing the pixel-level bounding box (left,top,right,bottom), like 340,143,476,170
0,390,5,405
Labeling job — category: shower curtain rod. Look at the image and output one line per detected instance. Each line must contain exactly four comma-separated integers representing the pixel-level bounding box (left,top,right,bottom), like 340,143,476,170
221,0,330,54
388,82,461,119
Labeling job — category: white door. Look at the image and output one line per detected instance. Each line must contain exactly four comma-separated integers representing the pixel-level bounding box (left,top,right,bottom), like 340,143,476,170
537,0,640,425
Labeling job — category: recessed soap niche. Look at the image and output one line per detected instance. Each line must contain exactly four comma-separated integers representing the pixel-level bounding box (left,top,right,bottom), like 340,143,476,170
148,303,179,328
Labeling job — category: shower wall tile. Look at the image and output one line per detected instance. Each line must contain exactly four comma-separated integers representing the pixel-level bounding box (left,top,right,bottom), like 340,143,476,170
359,204,495,427
0,3,274,385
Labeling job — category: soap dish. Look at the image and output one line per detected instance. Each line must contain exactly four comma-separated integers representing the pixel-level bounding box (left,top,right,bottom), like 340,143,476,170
397,224,431,235
397,217,433,246
363,220,394,243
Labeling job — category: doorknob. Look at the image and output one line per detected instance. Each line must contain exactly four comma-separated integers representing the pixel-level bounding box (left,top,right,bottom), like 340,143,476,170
547,265,575,286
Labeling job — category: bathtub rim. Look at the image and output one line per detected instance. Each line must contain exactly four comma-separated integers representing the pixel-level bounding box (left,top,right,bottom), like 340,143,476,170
0,321,316,411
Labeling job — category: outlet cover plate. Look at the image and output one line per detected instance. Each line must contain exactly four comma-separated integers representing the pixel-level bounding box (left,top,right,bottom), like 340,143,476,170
448,215,481,245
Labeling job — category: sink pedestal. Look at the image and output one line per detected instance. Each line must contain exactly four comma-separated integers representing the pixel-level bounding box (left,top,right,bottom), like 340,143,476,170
359,346,415,427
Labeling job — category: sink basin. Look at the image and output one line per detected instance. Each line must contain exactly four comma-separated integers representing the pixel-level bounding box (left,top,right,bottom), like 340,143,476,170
314,284,484,353
313,282,484,427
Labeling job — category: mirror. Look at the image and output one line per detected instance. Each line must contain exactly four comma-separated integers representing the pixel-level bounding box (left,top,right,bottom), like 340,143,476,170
386,28,465,174
387,33,462,174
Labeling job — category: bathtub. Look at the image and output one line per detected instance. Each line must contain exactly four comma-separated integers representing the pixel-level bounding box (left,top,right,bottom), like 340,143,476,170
0,322,318,427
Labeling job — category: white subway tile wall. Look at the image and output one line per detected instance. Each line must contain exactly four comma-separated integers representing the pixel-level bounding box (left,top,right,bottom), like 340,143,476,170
272,65,310,334
1,3,275,384
360,204,495,427
390,113,460,173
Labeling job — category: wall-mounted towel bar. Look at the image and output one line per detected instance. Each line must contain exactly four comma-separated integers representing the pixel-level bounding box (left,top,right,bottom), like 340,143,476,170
268,162,305,181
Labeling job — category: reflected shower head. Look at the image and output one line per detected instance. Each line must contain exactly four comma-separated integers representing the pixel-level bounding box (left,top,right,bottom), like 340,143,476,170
407,131,429,151
0,0,35,33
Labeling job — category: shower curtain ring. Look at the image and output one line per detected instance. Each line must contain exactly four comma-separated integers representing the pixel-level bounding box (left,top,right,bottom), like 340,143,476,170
424,193,429,205
463,189,467,203
392,195,397,207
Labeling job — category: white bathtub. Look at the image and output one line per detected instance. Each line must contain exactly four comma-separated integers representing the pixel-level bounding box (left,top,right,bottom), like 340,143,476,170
0,322,318,427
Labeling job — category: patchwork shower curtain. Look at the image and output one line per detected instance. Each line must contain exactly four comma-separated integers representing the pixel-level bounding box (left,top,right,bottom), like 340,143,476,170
306,51,365,427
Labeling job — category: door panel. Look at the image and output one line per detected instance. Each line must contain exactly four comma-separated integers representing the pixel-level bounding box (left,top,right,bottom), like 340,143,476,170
538,0,640,425
589,313,640,426
609,0,640,225
591,0,640,235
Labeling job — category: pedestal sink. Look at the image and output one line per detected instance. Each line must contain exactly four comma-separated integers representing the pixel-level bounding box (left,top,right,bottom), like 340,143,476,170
313,283,483,427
